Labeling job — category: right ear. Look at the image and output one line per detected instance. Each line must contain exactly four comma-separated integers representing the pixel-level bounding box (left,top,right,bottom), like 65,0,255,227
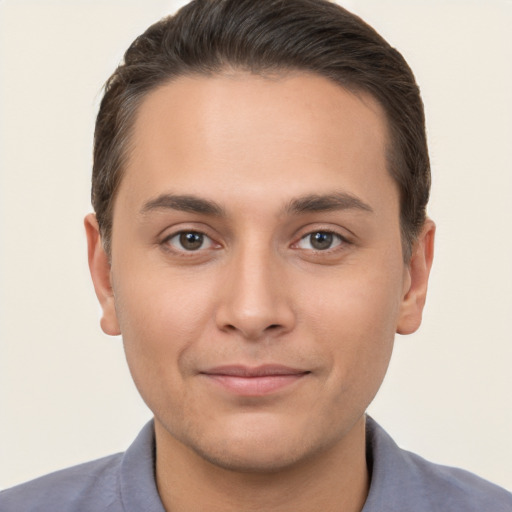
84,213,120,336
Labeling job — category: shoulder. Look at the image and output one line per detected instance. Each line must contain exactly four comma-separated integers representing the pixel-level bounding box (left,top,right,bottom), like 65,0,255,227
0,421,162,512
400,446,512,511
365,416,512,512
0,453,124,512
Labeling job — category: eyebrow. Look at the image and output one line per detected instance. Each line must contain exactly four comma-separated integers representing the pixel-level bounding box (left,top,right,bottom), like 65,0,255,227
140,194,225,216
285,192,373,215
140,191,373,218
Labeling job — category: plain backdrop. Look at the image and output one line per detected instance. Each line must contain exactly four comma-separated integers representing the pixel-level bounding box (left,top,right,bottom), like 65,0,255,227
1,0,511,491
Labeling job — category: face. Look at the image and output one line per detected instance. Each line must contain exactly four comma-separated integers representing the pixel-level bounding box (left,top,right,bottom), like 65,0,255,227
87,72,434,473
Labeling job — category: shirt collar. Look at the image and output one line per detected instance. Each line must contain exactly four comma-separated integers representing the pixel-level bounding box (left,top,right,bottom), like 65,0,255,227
362,415,434,512
120,420,166,512
119,416,430,512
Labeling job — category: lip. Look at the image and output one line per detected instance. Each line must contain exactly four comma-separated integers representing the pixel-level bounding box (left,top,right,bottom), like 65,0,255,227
200,365,310,396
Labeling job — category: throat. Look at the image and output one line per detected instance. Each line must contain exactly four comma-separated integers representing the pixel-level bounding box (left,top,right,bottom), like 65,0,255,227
154,416,369,512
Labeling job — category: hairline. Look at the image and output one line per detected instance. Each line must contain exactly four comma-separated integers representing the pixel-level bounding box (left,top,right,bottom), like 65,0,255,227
100,67,415,261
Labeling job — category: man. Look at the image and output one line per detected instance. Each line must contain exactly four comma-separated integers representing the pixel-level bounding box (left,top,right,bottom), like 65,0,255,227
1,0,510,510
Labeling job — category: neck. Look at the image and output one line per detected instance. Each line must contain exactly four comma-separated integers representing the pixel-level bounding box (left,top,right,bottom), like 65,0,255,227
155,416,369,512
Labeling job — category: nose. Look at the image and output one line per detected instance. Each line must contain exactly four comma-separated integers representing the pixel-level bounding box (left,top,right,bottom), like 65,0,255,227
214,245,295,341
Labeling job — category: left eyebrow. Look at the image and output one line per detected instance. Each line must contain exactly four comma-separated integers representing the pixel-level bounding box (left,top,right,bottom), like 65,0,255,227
285,192,374,215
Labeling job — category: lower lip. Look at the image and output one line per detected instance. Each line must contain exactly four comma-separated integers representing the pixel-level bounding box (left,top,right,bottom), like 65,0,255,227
203,373,307,396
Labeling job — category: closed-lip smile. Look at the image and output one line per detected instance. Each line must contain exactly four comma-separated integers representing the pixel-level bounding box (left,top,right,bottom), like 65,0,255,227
200,365,310,396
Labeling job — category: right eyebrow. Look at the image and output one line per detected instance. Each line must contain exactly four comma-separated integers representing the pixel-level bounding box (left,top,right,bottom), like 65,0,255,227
140,193,225,217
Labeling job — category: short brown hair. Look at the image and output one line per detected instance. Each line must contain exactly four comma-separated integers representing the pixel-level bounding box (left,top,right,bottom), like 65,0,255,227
93,0,430,259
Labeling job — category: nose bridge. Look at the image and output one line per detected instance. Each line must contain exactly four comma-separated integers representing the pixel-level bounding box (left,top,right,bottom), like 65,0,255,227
216,236,294,340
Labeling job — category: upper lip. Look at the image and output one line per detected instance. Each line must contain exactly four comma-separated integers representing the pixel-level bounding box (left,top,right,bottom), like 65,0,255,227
200,365,309,377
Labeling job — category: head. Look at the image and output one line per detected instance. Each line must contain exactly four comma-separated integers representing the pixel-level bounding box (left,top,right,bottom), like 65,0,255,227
86,0,435,477
92,0,430,261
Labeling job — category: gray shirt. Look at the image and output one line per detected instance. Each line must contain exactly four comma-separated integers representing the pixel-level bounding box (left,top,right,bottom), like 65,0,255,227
1,417,511,511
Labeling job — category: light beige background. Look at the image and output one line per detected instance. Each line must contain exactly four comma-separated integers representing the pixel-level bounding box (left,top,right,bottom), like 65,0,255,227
1,0,511,491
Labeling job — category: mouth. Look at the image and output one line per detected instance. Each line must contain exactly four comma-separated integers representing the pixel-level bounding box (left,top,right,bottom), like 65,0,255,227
199,365,310,396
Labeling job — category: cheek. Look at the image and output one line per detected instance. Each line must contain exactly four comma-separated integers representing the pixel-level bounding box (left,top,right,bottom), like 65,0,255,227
304,266,402,399
111,268,215,396
114,263,215,338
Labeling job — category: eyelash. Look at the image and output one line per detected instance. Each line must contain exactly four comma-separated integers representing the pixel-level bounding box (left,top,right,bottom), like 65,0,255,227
294,230,349,252
162,230,218,254
160,228,351,256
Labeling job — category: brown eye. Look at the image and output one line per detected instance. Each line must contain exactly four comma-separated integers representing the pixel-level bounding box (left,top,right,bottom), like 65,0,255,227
166,231,214,252
310,232,333,250
179,232,204,250
297,231,343,251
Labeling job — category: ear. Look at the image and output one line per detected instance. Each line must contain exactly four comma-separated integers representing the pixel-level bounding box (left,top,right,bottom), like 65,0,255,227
84,213,121,336
397,219,435,335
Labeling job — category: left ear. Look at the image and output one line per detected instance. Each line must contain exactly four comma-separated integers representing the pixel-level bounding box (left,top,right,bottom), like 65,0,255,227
397,219,436,335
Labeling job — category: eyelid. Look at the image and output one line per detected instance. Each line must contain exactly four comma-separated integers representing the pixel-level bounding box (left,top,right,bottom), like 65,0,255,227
296,230,344,249
160,226,222,254
167,231,214,250
291,224,352,246
296,233,349,256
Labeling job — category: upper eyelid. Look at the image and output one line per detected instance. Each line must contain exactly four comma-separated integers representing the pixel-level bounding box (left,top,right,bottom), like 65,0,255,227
163,230,215,245
160,224,218,241
160,231,220,256
295,230,346,248
294,226,351,244
300,229,345,239
158,225,352,248
162,228,207,239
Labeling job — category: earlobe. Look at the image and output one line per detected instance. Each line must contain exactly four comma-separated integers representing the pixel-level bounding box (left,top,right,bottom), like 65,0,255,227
84,213,121,336
397,219,436,335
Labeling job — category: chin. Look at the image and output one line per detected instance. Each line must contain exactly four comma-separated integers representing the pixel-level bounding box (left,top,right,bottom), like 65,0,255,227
192,437,311,474
181,417,332,474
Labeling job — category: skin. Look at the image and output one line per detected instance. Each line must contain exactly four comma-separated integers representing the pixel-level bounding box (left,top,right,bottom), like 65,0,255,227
86,72,435,512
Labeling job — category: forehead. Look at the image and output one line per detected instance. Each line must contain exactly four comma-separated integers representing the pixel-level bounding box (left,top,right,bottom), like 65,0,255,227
118,72,395,215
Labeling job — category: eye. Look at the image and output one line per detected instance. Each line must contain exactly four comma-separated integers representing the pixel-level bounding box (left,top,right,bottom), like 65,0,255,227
164,231,215,252
296,231,344,251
